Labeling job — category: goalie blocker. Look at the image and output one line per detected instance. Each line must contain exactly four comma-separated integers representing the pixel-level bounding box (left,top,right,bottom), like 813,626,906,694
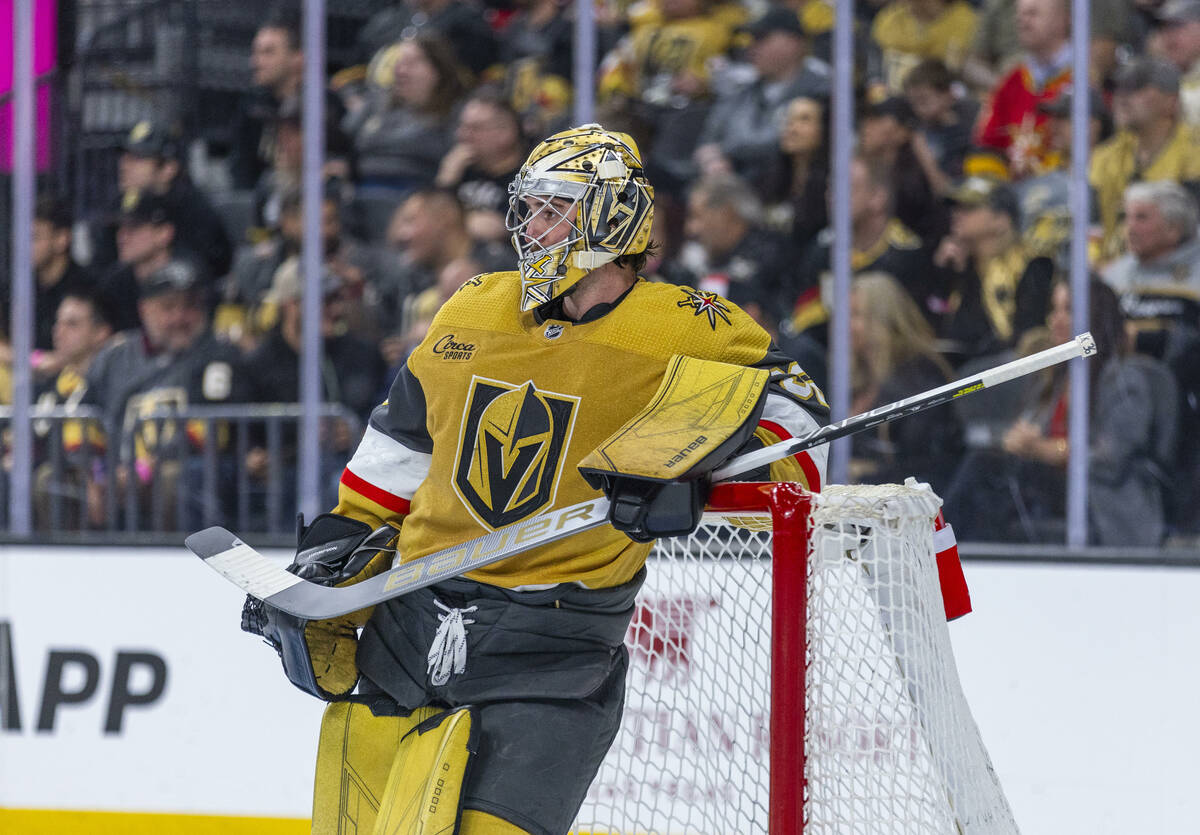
579,354,772,542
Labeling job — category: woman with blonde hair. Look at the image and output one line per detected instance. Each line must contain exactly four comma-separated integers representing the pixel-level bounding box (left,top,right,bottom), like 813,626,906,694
849,271,963,492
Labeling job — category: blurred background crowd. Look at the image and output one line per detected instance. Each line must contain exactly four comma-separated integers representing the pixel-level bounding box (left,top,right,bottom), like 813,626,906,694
1,0,1197,546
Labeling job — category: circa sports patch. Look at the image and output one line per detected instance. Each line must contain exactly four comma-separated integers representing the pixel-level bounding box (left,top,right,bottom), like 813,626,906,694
452,376,580,530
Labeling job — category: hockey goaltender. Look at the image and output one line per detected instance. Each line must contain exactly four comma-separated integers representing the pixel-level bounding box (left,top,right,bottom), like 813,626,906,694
240,124,829,834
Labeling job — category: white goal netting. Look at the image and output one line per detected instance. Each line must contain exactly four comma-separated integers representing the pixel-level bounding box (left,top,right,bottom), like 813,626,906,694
572,482,1019,835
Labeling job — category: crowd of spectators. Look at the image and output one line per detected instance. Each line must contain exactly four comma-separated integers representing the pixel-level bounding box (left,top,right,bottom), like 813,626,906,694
5,0,1200,546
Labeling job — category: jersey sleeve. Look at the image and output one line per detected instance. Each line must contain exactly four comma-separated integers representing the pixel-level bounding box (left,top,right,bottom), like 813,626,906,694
333,357,433,530
749,344,830,491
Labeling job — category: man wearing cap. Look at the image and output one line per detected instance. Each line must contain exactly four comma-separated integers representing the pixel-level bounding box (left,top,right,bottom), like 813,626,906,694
97,189,183,333
1090,56,1200,260
933,176,1055,364
98,120,233,279
1158,0,1200,126
84,257,247,529
692,8,830,185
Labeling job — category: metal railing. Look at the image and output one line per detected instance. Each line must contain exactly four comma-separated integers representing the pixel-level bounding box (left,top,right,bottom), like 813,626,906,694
0,403,361,543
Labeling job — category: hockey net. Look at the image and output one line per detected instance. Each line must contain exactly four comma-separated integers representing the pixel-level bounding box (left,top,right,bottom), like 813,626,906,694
572,481,1019,835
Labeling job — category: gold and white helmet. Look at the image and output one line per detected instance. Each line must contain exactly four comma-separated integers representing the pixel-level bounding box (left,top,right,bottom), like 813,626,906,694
506,124,654,312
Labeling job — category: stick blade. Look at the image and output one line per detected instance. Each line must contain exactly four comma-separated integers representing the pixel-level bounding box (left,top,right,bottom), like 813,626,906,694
185,525,243,560
185,526,304,606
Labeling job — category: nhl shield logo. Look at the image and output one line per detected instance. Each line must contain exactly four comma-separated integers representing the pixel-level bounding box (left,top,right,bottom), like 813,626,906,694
453,377,579,530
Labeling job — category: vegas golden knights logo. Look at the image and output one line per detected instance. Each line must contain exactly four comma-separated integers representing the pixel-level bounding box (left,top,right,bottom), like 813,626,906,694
454,377,579,530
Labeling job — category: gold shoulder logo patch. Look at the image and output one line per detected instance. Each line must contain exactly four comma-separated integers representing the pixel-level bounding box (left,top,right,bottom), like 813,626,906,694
453,377,580,530
677,287,732,329
457,274,485,293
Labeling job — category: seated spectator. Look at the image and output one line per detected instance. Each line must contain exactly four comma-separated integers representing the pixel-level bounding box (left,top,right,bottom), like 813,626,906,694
943,278,1179,547
380,189,511,337
494,0,575,138
32,290,114,530
848,272,964,494
230,15,350,191
597,0,743,195
97,190,210,333
664,173,798,331
788,155,936,346
1014,88,1109,266
870,0,977,94
1156,0,1200,125
975,0,1073,179
84,260,248,530
756,95,830,251
934,177,1055,365
857,95,948,240
14,196,96,377
435,89,530,244
902,59,979,182
1090,56,1200,261
344,35,469,196
224,187,394,349
355,0,498,75
1103,180,1200,529
242,258,389,520
1105,181,1200,355
963,0,1131,94
693,8,830,186
105,121,233,279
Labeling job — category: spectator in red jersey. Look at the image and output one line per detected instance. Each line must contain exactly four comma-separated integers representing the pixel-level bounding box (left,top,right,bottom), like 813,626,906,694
975,0,1073,179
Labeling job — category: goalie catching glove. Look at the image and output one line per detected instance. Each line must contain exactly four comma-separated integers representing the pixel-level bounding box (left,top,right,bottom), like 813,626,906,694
579,354,769,542
242,513,398,700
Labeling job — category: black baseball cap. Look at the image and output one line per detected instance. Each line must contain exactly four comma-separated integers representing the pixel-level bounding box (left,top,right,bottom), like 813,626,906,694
140,259,202,300
122,120,179,159
117,189,172,226
747,8,806,39
1113,57,1181,94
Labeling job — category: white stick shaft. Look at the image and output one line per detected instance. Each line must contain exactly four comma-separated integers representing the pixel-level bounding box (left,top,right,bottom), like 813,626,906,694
712,332,1096,482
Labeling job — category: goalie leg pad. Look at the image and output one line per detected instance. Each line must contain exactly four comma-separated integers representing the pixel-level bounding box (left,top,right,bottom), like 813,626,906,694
311,701,443,835
373,705,479,835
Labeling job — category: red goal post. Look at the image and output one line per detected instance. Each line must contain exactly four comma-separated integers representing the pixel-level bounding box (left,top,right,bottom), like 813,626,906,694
572,481,1019,835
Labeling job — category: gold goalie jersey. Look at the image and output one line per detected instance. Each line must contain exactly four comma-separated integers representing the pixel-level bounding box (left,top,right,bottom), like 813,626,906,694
334,273,829,590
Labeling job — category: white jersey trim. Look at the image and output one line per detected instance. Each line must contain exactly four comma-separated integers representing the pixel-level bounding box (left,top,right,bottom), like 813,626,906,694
344,425,432,501
760,392,829,486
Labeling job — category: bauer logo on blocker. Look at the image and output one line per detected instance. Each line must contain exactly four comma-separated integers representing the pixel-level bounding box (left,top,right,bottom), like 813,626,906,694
453,377,579,529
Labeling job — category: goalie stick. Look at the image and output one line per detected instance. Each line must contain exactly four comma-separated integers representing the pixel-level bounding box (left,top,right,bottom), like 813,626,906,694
186,332,1096,620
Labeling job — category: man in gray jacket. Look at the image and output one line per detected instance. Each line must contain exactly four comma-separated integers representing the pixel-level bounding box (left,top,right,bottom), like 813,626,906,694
693,8,830,186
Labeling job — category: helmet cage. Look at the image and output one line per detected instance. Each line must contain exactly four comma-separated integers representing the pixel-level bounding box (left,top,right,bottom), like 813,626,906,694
506,126,654,312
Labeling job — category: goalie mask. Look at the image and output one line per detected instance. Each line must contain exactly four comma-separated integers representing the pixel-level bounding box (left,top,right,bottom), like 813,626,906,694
506,124,654,312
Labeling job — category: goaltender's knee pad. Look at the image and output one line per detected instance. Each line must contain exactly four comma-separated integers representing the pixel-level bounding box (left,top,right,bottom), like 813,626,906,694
311,701,478,835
